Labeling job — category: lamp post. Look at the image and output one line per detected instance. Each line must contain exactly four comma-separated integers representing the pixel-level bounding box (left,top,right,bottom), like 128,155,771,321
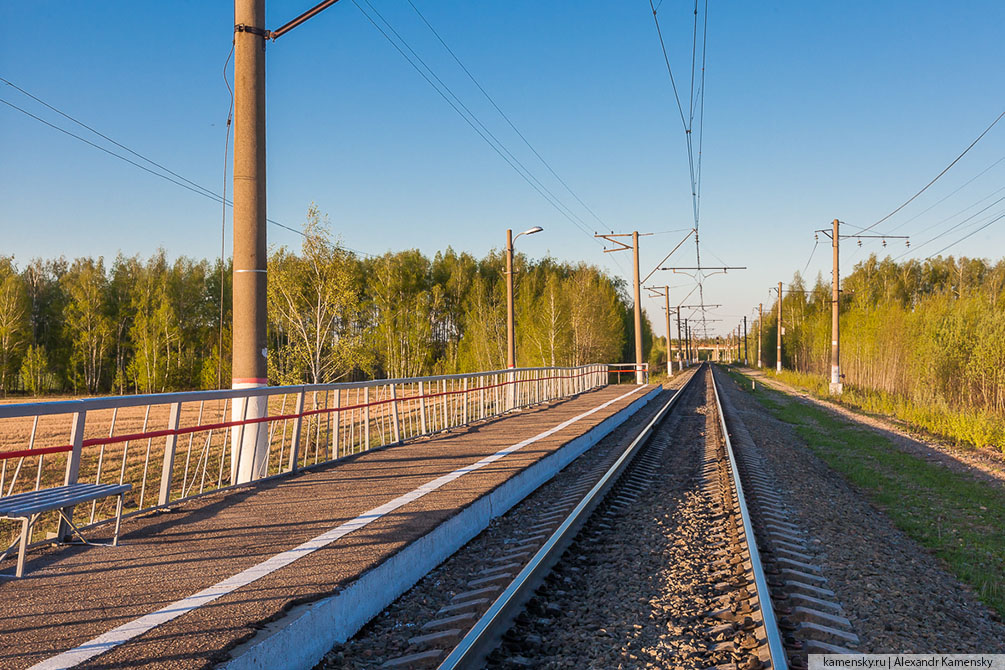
506,227,543,369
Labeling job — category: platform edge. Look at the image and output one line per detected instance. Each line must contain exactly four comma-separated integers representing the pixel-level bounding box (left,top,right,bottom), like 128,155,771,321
219,386,661,670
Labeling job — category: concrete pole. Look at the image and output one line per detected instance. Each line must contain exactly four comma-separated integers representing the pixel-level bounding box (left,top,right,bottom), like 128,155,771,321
776,281,783,373
683,319,689,366
231,0,269,484
632,231,644,384
504,229,517,409
757,303,763,368
830,218,843,394
675,307,683,372
505,229,515,369
663,287,672,376
686,321,691,365
743,316,748,366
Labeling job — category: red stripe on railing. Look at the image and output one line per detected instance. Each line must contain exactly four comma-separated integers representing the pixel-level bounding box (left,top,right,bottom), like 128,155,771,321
0,444,73,461
1,368,607,456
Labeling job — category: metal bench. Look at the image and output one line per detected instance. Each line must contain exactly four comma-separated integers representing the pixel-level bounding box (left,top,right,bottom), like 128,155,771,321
0,482,131,578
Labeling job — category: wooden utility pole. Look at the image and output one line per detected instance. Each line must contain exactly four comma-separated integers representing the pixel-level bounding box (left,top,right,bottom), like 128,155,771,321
757,303,763,368
232,0,269,484
776,281,783,373
596,232,653,384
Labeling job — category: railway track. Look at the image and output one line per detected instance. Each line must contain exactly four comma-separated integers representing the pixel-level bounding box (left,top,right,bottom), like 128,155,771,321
320,364,860,670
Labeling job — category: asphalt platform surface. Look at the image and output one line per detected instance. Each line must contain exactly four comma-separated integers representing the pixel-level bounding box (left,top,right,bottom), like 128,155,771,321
2,384,653,670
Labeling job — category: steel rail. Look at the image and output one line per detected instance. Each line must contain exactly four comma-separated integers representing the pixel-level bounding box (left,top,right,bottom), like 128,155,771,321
710,365,789,670
437,366,700,670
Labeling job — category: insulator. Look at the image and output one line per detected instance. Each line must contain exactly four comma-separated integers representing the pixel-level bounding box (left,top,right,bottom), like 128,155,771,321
857,239,862,247
906,240,911,248
882,239,887,247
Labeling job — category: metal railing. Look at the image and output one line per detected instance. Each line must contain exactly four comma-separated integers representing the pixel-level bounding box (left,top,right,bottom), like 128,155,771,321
0,365,608,548
606,362,650,384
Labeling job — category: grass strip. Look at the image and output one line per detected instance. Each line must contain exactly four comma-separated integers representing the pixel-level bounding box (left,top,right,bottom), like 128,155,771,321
726,367,1005,619
767,368,1005,453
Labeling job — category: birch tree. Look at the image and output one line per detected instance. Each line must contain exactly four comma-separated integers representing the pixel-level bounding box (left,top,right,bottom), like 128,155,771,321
62,257,112,393
267,205,368,384
0,257,28,394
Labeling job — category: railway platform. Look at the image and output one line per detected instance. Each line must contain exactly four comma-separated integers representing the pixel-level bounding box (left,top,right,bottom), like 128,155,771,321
2,383,657,670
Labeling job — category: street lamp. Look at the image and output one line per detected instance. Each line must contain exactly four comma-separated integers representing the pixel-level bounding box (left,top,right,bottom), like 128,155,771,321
506,227,544,369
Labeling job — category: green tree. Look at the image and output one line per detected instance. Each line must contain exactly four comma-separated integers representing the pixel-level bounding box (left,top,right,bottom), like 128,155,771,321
268,205,369,384
520,269,570,367
62,257,113,393
567,266,625,366
20,344,51,396
0,257,29,394
367,251,435,378
22,258,69,389
127,251,176,393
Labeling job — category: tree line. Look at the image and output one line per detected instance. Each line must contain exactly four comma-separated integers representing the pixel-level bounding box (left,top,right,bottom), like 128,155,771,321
0,206,653,397
753,254,1005,448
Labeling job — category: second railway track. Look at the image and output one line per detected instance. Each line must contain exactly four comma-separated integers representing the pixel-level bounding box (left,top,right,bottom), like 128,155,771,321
318,364,859,670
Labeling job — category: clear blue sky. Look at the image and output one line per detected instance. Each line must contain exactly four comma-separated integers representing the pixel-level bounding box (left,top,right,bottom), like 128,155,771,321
2,1,1003,340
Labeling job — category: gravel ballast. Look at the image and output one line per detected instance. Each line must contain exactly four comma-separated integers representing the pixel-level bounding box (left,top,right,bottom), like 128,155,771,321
717,370,1005,653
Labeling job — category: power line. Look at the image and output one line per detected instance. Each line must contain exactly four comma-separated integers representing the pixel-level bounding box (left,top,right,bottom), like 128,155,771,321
801,240,819,275
896,198,1005,259
0,95,229,205
0,80,377,256
913,186,1005,237
353,0,598,243
693,0,709,225
218,43,235,390
861,108,1005,234
647,1,712,336
926,212,1005,259
405,0,610,231
885,153,1005,233
1,76,219,201
647,0,688,132
401,0,634,278
365,0,591,232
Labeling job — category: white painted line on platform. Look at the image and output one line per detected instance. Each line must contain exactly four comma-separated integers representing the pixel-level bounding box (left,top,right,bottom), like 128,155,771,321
31,386,645,670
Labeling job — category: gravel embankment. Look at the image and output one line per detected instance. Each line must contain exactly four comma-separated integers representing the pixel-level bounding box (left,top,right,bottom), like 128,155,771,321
718,372,1005,653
